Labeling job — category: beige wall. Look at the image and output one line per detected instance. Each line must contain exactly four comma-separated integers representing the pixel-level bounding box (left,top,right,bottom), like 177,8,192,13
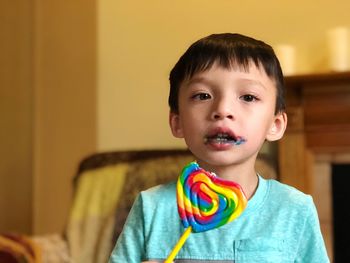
0,1,96,234
0,0,33,233
33,0,97,234
97,0,350,151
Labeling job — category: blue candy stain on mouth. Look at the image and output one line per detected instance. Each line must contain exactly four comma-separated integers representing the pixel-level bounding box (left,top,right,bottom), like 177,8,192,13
234,137,246,145
205,134,247,145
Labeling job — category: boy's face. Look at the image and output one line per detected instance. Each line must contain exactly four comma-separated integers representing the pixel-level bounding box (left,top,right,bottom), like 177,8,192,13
169,61,287,170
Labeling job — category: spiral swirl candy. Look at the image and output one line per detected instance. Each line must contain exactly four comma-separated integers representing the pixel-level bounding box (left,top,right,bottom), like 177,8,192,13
165,161,247,262
177,161,247,232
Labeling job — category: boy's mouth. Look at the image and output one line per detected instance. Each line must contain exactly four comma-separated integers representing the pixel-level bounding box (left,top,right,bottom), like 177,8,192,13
204,132,246,146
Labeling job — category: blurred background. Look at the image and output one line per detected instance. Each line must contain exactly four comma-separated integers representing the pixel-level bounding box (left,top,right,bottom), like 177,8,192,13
1,0,350,242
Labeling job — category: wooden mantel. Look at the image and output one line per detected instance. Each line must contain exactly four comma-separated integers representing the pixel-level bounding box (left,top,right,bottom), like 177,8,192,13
278,71,350,194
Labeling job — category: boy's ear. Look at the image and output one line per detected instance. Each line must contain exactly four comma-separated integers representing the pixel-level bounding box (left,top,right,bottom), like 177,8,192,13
266,112,288,141
169,112,184,138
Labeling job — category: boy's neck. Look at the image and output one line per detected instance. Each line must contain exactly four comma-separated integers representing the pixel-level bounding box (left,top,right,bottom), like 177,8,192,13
197,159,259,200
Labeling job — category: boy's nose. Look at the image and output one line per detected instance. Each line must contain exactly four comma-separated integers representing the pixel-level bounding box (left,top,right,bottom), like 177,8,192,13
211,100,234,120
212,111,234,120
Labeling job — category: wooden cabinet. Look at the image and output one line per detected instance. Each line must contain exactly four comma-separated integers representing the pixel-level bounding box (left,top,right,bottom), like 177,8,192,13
279,72,350,194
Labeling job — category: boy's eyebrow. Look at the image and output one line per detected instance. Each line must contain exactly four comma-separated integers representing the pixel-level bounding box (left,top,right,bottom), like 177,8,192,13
239,78,268,90
186,76,211,86
187,76,268,90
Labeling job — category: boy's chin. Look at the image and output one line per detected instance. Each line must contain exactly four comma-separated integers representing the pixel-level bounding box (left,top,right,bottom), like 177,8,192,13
194,154,241,170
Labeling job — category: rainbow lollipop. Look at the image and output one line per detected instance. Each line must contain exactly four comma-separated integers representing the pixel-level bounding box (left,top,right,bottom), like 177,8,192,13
165,161,247,262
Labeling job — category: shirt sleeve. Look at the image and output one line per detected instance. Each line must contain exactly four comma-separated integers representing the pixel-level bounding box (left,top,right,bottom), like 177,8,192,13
295,197,330,263
108,194,145,263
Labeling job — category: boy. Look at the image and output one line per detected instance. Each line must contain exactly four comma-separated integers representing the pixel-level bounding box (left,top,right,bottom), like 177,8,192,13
109,33,329,262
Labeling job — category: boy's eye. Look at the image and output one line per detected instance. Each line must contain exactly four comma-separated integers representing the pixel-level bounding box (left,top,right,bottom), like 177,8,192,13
192,93,211,100
240,94,258,102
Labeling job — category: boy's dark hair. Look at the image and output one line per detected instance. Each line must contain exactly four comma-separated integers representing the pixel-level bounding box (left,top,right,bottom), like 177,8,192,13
168,33,285,114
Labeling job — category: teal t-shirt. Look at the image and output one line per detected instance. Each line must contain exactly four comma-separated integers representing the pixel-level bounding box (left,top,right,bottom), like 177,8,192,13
109,176,329,262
